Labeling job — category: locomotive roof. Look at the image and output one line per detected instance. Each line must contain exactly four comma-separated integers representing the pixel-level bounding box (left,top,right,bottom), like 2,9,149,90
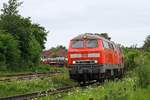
71,33,107,41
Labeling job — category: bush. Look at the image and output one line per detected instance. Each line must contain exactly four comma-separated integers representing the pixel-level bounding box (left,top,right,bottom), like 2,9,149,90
124,49,141,70
137,64,150,88
124,48,150,88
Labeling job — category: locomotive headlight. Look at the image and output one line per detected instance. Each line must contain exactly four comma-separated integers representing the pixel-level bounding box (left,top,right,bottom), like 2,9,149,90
88,53,100,58
73,61,76,64
94,60,98,63
70,54,81,58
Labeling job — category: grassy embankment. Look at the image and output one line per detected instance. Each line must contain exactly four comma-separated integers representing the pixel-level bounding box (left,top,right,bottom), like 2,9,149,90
39,78,150,100
39,49,150,100
0,68,77,97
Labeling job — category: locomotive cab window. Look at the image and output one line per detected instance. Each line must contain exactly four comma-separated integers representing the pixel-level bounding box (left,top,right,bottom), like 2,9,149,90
103,41,109,49
109,43,114,50
86,39,98,48
71,40,84,48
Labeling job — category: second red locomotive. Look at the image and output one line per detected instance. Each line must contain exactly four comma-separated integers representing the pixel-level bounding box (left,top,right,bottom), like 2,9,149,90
68,33,124,82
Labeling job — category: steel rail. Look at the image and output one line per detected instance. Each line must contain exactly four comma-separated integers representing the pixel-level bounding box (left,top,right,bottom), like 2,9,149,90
0,85,78,100
0,71,64,82
0,80,103,100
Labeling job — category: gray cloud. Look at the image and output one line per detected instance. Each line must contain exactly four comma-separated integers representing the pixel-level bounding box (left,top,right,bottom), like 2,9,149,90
0,0,150,49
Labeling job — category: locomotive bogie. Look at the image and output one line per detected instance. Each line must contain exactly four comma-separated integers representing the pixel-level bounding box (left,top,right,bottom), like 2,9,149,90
69,64,124,81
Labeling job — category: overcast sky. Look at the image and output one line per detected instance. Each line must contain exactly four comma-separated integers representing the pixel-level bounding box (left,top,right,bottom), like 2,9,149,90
0,0,150,49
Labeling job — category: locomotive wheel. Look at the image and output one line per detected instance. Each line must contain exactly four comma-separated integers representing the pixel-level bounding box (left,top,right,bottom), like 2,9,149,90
105,70,112,79
114,69,119,78
98,73,105,82
83,74,88,82
118,69,124,79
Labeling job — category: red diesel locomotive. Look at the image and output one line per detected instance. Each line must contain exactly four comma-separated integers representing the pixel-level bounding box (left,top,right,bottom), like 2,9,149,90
68,33,124,82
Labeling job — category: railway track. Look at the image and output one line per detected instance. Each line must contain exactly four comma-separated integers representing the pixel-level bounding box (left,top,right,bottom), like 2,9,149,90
0,71,63,82
0,80,102,100
0,85,78,100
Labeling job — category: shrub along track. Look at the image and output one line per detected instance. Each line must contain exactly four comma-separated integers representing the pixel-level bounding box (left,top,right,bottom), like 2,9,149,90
0,71,63,82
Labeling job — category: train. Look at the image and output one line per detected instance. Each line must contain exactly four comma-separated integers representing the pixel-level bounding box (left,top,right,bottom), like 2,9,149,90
68,33,124,82
41,57,67,67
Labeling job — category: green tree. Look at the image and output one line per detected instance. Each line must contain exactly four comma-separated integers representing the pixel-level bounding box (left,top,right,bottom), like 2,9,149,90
143,35,150,51
49,45,67,57
31,24,48,49
1,0,22,16
28,36,42,66
95,33,111,40
0,0,47,67
0,32,20,69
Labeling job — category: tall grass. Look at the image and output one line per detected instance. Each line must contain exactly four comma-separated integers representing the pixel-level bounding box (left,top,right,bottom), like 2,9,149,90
39,78,150,100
